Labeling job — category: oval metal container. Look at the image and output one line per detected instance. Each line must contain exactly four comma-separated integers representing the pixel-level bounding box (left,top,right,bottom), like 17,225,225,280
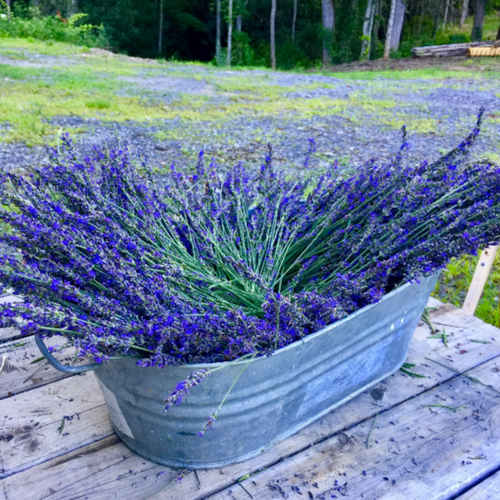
88,274,438,469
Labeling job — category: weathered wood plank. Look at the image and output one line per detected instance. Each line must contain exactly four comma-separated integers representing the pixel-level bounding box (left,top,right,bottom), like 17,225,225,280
209,357,500,500
0,337,74,400
0,329,20,345
456,470,500,499
1,436,180,500
0,295,22,344
463,246,498,316
0,373,111,478
3,303,496,500
411,40,494,57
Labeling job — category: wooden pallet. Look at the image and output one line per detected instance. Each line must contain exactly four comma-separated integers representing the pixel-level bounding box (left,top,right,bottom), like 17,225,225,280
1,297,500,500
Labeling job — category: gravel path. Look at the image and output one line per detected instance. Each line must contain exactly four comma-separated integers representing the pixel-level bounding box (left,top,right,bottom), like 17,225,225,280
0,47,499,174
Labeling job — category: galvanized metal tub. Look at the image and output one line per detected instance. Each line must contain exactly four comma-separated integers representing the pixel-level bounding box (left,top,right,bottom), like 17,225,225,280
38,274,438,469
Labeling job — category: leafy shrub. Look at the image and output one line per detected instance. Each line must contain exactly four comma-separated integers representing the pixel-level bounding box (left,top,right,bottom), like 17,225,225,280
231,31,255,66
0,111,499,369
0,6,109,48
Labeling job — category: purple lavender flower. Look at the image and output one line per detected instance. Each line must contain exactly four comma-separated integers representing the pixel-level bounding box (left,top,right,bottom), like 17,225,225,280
0,113,498,370
165,369,211,410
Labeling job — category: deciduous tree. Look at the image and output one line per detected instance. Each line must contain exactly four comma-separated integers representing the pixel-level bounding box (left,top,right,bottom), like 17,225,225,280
390,0,405,52
292,0,298,42
216,0,222,64
360,0,375,59
227,0,233,65
270,0,276,69
384,0,396,58
321,0,334,66
471,0,486,41
460,0,469,28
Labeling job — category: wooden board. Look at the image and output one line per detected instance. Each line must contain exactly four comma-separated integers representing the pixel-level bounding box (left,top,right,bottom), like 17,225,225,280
2,302,500,500
1,436,179,500
0,373,111,478
463,246,498,316
469,47,500,56
411,40,494,57
209,357,500,499
0,336,73,400
0,295,22,343
456,470,500,499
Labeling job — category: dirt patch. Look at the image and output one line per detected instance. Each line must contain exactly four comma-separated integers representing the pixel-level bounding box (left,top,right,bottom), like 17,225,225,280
321,56,500,73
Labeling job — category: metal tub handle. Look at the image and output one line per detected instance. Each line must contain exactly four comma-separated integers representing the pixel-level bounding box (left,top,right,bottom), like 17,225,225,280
35,335,99,373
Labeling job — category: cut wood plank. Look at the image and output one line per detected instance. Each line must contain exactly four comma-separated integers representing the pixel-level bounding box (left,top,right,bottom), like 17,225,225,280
0,337,74,400
0,373,111,478
209,357,500,500
463,246,498,316
0,295,23,344
469,47,500,56
0,296,23,306
456,470,500,499
0,329,20,345
7,304,496,500
411,40,494,57
1,436,180,500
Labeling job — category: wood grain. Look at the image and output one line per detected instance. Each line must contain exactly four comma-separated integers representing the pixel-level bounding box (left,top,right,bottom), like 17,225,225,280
0,295,22,344
0,373,111,478
1,436,180,500
463,246,498,316
456,470,500,499
2,303,497,500
0,336,74,400
209,357,500,500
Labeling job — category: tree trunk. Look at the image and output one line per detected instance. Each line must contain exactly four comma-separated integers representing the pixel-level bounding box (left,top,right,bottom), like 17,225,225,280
371,0,381,57
497,20,500,41
227,0,233,66
5,0,11,21
270,0,277,70
292,0,298,42
360,0,375,59
321,0,334,67
67,0,78,17
460,0,469,28
158,0,164,58
442,0,450,32
471,0,486,42
384,0,396,58
389,0,405,52
417,5,423,34
216,0,222,65
236,0,248,33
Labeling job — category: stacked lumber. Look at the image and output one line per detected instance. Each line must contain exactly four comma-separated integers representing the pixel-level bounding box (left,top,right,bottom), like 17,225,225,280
469,46,500,56
412,40,495,57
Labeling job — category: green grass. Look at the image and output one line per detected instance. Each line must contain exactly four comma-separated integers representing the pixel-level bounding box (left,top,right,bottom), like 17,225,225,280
325,66,500,80
433,252,500,328
1,36,500,145
0,37,92,56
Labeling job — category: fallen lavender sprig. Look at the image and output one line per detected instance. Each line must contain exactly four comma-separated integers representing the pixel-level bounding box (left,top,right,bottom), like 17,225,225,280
165,369,211,410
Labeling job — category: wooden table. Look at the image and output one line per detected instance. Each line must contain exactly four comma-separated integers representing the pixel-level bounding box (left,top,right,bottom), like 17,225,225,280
1,298,500,500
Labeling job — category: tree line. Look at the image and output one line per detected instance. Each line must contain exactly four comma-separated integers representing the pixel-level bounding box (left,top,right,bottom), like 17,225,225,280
6,0,500,67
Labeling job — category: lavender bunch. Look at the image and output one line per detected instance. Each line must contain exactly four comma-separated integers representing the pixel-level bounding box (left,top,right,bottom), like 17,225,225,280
0,111,498,369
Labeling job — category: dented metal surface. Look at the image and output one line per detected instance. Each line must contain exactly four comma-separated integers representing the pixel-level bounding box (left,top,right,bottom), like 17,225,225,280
55,275,439,468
